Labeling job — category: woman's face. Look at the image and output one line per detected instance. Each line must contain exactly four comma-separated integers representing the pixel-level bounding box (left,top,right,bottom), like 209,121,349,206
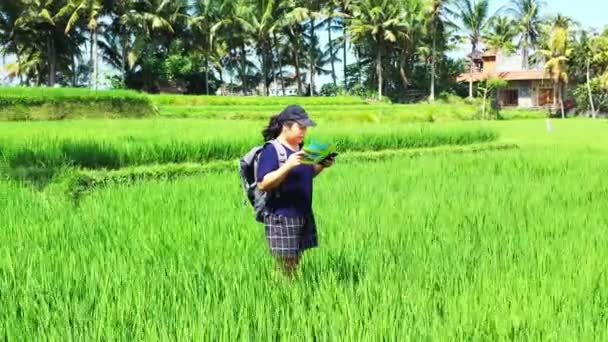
283,122,308,145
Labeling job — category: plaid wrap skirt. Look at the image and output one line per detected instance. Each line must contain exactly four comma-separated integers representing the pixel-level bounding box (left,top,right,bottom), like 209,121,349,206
263,213,318,257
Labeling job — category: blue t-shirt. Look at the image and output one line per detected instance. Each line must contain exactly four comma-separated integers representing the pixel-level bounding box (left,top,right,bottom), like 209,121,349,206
256,143,315,217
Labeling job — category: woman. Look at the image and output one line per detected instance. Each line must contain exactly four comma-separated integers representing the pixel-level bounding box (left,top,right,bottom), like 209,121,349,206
256,104,335,277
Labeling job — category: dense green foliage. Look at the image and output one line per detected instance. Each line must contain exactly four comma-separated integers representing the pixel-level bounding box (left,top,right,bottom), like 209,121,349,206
2,0,594,106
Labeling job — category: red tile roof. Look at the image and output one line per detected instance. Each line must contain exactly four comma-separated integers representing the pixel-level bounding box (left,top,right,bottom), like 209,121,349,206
456,70,551,83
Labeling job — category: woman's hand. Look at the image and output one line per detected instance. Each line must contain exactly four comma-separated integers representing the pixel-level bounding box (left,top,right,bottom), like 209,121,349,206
319,156,335,168
285,151,305,170
314,156,335,177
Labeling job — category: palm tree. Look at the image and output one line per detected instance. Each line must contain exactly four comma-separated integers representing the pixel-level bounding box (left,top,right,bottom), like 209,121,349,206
304,0,324,95
540,14,572,118
307,21,333,83
425,0,453,101
333,0,354,90
14,0,62,86
0,2,23,82
508,0,544,70
212,0,254,95
98,0,131,87
119,0,175,69
398,0,425,94
191,0,221,95
484,16,518,54
277,1,308,95
349,0,407,101
58,0,102,90
453,0,492,98
317,3,343,87
248,0,280,96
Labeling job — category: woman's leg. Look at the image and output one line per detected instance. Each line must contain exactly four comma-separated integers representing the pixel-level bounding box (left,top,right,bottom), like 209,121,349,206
282,255,300,277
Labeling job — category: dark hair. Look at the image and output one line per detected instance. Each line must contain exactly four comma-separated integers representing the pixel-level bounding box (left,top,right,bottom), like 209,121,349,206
262,114,282,141
262,115,296,141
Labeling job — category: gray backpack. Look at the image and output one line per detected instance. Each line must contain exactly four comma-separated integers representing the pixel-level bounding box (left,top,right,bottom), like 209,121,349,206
239,139,287,222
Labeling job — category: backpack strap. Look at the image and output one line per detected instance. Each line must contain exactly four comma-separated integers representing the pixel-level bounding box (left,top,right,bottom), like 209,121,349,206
267,139,288,198
268,139,288,167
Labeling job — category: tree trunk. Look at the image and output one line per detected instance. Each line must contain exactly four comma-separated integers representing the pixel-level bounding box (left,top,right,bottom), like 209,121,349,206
522,36,529,70
73,54,77,87
553,82,558,106
93,28,98,90
269,38,276,96
294,47,302,95
89,31,94,89
377,47,382,101
328,18,336,86
309,18,315,96
343,25,347,90
399,49,409,91
263,51,269,96
205,55,210,95
295,54,302,96
469,44,475,98
273,32,286,96
559,83,565,119
430,33,436,102
241,43,247,95
47,34,56,86
122,33,128,87
36,63,42,86
586,58,596,118
482,87,488,120
16,53,23,85
263,39,270,96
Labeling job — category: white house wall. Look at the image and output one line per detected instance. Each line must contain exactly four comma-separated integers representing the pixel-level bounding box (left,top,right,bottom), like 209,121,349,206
518,81,534,108
496,52,524,72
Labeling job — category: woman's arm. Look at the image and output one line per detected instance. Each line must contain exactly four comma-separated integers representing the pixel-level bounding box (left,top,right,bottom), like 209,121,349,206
258,163,293,191
258,151,304,191
313,164,325,176
313,156,335,177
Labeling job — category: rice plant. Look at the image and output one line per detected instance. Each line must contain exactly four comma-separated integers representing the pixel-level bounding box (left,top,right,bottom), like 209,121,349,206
0,119,497,171
2,147,608,339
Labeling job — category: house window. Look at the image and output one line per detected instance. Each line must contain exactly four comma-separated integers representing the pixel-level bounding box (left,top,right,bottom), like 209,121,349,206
501,89,518,107
538,88,554,106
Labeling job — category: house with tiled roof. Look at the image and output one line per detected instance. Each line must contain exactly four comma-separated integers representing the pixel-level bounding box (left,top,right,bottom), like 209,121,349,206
457,49,559,108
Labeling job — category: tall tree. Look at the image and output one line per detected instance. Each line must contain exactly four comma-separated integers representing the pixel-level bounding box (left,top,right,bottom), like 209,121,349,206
484,16,518,53
14,0,64,86
0,2,23,83
349,0,407,101
540,14,573,118
333,0,354,90
508,0,544,70
453,0,492,98
58,0,102,89
191,0,221,95
303,0,323,95
248,0,280,96
425,0,453,101
212,0,254,95
398,0,425,95
318,5,342,87
278,1,308,95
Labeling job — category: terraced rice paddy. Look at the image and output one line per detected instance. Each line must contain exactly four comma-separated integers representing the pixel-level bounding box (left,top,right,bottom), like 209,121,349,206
2,108,607,339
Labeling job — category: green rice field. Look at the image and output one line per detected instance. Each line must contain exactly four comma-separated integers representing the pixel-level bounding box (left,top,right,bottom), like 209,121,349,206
2,110,608,339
